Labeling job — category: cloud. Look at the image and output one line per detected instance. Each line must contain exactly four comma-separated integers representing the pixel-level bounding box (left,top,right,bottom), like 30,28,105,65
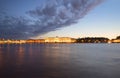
0,0,104,39
0,16,32,39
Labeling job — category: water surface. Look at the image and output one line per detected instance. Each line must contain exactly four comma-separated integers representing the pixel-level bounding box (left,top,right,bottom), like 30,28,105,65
0,43,120,78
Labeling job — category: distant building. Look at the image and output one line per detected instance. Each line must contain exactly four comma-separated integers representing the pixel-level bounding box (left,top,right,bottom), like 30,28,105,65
45,37,76,43
111,39,120,43
26,39,45,43
34,39,45,43
0,40,3,44
110,36,120,43
0,39,26,44
26,39,34,43
19,40,26,43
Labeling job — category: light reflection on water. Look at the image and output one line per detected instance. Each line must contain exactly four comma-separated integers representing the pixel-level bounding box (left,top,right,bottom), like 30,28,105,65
0,43,120,78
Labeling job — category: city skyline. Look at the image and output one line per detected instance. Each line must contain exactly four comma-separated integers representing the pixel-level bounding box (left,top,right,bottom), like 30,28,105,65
0,36,120,43
0,0,120,39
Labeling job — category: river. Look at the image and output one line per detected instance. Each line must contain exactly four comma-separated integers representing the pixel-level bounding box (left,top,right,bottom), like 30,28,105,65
0,43,120,78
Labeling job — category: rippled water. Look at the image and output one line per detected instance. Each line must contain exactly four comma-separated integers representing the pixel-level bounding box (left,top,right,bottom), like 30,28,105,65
0,43,120,78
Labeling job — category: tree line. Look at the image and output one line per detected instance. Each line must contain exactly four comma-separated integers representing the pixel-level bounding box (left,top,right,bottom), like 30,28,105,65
76,37,109,43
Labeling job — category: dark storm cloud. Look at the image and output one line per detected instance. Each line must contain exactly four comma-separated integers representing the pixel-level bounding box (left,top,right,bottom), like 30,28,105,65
0,16,33,39
0,0,104,39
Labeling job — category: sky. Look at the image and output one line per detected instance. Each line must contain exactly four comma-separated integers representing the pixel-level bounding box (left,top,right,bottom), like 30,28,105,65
0,0,120,39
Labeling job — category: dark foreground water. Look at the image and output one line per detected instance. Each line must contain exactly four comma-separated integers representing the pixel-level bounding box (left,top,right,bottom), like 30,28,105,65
0,43,120,78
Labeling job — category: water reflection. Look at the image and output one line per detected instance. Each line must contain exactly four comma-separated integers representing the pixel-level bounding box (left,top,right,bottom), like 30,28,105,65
44,44,71,65
16,44,25,66
0,44,11,69
0,44,3,69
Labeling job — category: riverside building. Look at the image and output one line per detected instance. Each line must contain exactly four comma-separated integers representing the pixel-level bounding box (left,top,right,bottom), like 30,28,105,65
45,37,76,43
